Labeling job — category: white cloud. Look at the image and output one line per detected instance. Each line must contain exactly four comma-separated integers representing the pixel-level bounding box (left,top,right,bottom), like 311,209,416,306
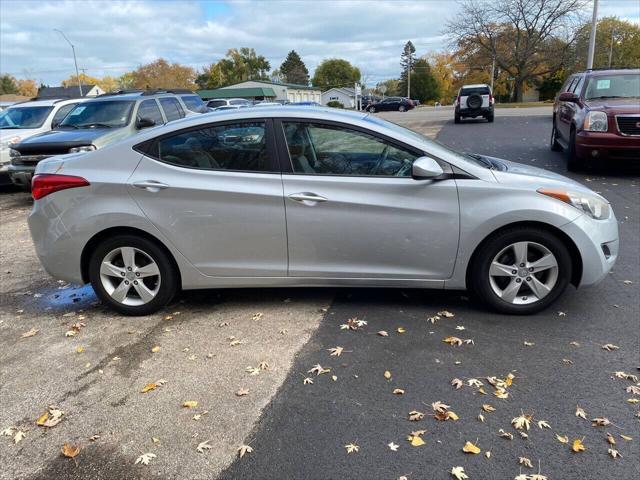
0,0,637,87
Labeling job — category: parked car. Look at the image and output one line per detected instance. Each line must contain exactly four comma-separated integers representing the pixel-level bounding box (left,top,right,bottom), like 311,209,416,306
206,98,252,109
252,102,282,107
212,105,250,111
551,68,640,171
1,97,85,186
454,84,494,123
8,90,204,190
288,101,321,106
28,107,617,316
366,97,415,113
360,95,381,109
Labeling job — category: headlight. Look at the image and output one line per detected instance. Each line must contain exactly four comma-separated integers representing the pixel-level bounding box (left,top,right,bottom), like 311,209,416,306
538,188,610,220
9,148,20,158
69,145,96,153
583,111,608,132
1,136,21,150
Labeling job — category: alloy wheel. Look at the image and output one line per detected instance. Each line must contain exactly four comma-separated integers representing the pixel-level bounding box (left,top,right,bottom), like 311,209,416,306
488,241,559,305
99,247,161,306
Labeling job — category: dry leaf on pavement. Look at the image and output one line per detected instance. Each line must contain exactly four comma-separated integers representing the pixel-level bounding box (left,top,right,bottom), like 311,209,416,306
575,405,587,419
344,442,359,453
135,453,156,465
238,444,253,458
61,443,80,459
462,441,481,454
572,438,586,453
182,401,198,408
519,457,533,468
21,328,39,338
328,346,344,356
450,466,468,479
197,440,212,453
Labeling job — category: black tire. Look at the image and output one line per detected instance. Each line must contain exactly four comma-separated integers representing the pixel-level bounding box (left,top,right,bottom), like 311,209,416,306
89,234,178,316
469,227,572,315
399,105,406,112
566,127,580,172
454,112,461,124
368,106,376,113
550,122,562,151
467,94,482,109
487,113,494,123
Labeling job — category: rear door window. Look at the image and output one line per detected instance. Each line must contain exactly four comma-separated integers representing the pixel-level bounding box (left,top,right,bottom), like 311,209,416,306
137,99,164,125
159,97,184,122
460,86,490,96
207,100,227,108
181,95,207,113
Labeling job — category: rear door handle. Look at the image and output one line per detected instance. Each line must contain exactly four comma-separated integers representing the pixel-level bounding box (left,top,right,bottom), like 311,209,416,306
288,192,328,204
133,180,169,191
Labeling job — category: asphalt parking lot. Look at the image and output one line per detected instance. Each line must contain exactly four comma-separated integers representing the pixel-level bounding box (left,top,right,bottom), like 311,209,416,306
1,109,638,480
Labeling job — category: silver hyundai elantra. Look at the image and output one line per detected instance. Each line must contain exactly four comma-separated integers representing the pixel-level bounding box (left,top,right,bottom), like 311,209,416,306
28,107,618,315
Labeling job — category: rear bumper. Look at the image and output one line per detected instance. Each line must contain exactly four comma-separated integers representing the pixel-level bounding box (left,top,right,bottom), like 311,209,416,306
559,210,619,287
575,130,640,161
457,106,493,117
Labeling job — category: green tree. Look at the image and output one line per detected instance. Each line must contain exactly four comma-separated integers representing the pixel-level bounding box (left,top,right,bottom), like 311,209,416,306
279,50,309,85
398,41,416,97
375,79,401,97
0,74,19,95
410,59,440,103
198,48,271,89
571,17,640,70
311,59,361,91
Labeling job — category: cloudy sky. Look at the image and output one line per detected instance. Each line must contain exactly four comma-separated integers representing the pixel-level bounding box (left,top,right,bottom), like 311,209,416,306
1,0,638,86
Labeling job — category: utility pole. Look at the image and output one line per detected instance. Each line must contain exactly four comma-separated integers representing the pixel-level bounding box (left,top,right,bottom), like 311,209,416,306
608,28,616,68
54,29,83,97
490,55,495,92
586,0,599,69
407,55,411,98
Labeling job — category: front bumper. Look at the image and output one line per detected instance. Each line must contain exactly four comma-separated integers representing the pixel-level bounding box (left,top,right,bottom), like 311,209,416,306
8,164,35,190
559,210,619,287
575,130,640,161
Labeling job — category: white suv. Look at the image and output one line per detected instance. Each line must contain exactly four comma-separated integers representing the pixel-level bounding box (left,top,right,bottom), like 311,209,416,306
454,84,494,123
0,98,85,185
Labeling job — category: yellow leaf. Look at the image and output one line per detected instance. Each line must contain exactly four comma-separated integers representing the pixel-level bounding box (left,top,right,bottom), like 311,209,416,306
556,434,569,443
462,441,481,454
151,346,160,353
384,370,392,379
182,401,198,408
410,435,425,447
141,383,157,393
446,411,459,421
397,327,406,333
76,346,84,354
36,411,49,426
620,434,632,441
572,438,586,453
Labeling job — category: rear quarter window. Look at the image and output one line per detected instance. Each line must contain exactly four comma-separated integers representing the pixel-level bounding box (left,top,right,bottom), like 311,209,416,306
181,95,207,113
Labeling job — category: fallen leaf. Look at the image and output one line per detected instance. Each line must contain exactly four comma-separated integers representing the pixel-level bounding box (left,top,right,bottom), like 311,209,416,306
451,378,464,389
21,328,39,338
575,405,587,420
408,410,425,421
592,417,611,427
512,413,532,431
450,466,468,480
75,346,84,354
407,430,426,447
135,453,156,465
308,364,330,376
606,432,616,445
601,343,619,351
378,330,389,337
388,442,399,451
438,310,455,318
303,377,313,385
468,378,483,388
572,438,586,453
556,434,569,443
1,427,17,436
537,420,551,429
182,401,198,408
197,440,212,453
427,315,440,324
443,336,463,346
627,385,640,395
238,444,253,458
482,404,496,412
328,346,344,356
258,361,269,370
498,429,514,440
478,414,485,422
384,370,392,380
519,457,533,468
344,442,359,453
620,434,632,441
252,312,263,321
61,443,80,458
608,448,622,459
14,430,26,444
236,388,249,397
141,383,158,394
393,388,405,395
151,346,160,353
485,451,491,459
397,327,406,333
523,341,535,347
462,440,481,454
432,401,450,413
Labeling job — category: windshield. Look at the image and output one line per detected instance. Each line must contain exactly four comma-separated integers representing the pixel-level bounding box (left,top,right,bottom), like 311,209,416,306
60,101,134,128
585,74,640,100
365,114,492,169
0,106,53,129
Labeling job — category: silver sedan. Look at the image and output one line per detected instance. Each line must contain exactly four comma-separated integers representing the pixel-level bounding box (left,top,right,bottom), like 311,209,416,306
28,107,618,315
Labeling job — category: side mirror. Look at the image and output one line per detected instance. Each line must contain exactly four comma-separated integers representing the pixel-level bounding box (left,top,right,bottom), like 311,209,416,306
558,92,578,103
412,156,444,179
136,117,156,129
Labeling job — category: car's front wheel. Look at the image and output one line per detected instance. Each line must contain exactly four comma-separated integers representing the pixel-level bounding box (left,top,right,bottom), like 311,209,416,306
470,228,572,315
368,106,376,113
89,234,178,315
399,105,406,112
550,122,562,151
454,112,461,124
566,128,581,172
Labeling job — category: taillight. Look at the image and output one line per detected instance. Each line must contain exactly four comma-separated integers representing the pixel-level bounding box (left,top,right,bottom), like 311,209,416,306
456,95,460,105
32,174,90,200
489,94,494,104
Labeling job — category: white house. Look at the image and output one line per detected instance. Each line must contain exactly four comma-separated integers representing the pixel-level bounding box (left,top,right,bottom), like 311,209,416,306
321,87,356,108
219,80,321,103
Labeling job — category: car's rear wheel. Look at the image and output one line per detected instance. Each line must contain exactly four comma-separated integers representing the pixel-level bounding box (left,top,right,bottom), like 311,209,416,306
368,106,376,113
399,105,406,112
487,113,494,123
454,112,461,124
566,127,580,172
550,122,562,151
470,227,572,315
89,234,178,316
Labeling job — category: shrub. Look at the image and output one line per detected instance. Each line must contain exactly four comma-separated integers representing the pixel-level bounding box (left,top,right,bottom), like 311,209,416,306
327,100,344,109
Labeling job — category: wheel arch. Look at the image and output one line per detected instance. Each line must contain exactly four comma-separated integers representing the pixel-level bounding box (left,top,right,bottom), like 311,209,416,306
81,226,182,286
465,220,583,289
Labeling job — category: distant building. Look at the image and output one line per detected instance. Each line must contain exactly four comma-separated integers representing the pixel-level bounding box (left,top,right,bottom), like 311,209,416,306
198,80,321,103
321,87,356,107
37,84,105,99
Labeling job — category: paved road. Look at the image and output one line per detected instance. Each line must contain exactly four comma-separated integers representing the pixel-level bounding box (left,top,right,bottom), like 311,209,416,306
220,115,640,480
377,104,552,123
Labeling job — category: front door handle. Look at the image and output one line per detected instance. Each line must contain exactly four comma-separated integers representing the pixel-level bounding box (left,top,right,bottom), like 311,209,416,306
288,192,328,204
133,180,170,192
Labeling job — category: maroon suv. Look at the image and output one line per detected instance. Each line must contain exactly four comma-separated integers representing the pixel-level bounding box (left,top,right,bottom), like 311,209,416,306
550,68,639,171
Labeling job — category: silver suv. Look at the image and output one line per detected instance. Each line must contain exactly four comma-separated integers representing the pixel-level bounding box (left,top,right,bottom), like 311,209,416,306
8,90,207,190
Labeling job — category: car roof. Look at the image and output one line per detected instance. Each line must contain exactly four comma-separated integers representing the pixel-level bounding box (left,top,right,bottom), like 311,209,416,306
581,68,640,76
461,84,490,88
8,97,82,108
85,91,198,103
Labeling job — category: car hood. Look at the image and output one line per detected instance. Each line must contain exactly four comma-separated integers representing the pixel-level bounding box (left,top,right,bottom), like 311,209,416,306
481,155,589,191
584,97,640,114
13,128,126,155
